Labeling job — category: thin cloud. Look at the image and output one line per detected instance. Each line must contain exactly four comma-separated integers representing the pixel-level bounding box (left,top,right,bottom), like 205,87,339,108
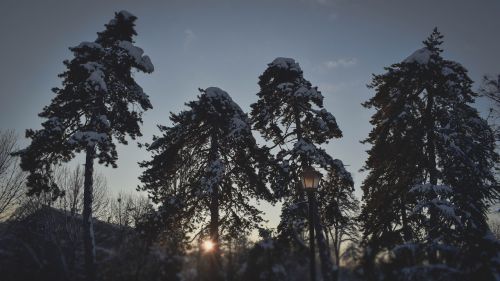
324,58,358,69
183,28,196,49
318,80,364,95
299,0,336,7
316,0,329,5
328,12,338,21
318,83,338,94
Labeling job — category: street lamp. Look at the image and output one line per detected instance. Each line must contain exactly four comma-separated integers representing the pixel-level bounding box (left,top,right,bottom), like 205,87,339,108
301,166,322,281
301,166,322,190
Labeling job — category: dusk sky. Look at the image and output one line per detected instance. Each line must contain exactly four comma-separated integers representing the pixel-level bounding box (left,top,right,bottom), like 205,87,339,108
0,0,498,227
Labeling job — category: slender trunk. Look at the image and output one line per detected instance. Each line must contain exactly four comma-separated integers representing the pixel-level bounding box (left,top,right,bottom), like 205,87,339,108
425,89,438,264
209,198,218,246
401,203,410,241
425,90,438,190
313,198,336,281
208,184,221,281
293,105,303,140
227,238,233,281
323,226,330,249
206,133,222,281
83,145,96,281
401,202,414,266
331,227,340,268
197,238,202,281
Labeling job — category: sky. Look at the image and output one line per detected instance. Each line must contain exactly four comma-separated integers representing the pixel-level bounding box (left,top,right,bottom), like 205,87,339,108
0,0,498,229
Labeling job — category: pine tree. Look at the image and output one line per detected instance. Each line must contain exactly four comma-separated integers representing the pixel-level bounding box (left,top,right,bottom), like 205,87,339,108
139,87,272,281
359,28,499,281
250,57,353,281
15,11,153,281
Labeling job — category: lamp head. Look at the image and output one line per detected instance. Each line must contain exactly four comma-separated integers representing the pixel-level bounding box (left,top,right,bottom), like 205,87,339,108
301,166,322,190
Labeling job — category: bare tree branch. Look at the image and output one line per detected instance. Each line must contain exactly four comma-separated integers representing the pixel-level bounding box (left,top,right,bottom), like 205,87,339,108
0,130,26,220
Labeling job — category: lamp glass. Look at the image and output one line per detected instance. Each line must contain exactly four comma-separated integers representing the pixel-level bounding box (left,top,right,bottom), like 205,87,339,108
301,167,321,190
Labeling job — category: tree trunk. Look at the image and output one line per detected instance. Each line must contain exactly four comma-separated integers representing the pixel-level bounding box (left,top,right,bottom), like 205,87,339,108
227,238,234,281
400,202,414,266
83,145,96,281
401,203,410,241
207,183,222,281
206,133,223,281
331,227,340,268
425,89,438,264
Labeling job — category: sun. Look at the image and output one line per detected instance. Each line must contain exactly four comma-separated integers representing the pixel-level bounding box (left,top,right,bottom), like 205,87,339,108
202,240,215,252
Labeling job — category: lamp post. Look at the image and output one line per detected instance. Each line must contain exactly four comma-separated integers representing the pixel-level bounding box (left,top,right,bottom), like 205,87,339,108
301,166,322,281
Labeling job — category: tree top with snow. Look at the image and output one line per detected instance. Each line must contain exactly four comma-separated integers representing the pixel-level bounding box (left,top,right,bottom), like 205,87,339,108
16,11,154,198
139,86,273,239
268,57,302,73
251,57,351,197
402,27,443,66
403,48,432,64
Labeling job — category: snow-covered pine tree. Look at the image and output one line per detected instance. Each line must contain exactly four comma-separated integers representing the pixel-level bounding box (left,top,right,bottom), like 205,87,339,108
139,87,272,281
15,10,153,281
359,28,499,281
250,57,353,281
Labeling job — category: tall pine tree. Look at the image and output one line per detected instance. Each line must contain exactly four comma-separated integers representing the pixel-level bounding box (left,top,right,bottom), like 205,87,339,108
250,57,353,281
15,11,153,281
139,87,272,281
359,29,499,281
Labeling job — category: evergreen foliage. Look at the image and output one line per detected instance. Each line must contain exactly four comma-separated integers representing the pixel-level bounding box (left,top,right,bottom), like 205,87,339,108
250,57,354,281
139,87,273,280
359,28,499,281
16,10,153,197
15,10,153,281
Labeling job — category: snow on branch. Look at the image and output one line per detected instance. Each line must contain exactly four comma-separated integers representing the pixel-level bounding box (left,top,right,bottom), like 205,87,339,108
409,183,452,194
229,116,250,139
76,41,102,50
82,62,108,92
291,138,332,167
331,159,353,184
200,159,225,194
46,117,64,132
294,85,322,100
108,10,137,26
118,41,154,73
268,57,302,72
204,87,233,102
403,48,433,64
117,10,136,21
67,131,109,147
